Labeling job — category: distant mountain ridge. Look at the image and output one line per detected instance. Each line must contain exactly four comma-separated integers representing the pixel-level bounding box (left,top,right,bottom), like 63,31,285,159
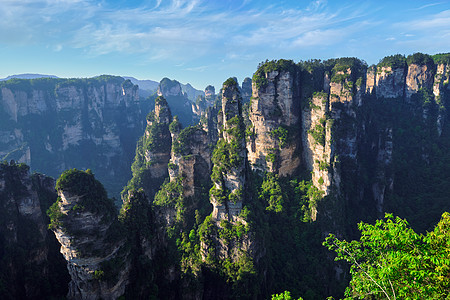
1,73,59,80
2,74,205,101
123,76,159,92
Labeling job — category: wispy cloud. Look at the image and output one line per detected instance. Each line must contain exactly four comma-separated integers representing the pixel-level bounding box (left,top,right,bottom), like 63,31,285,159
392,9,450,51
410,2,444,11
0,0,374,62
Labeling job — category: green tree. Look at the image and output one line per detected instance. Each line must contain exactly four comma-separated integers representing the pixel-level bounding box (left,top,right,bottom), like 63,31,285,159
271,290,304,300
323,212,450,299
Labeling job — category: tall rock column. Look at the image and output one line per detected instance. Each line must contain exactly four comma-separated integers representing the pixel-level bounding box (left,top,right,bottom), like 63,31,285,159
49,169,129,300
210,78,247,221
302,92,332,199
125,96,172,199
434,61,450,135
198,79,257,298
247,60,301,176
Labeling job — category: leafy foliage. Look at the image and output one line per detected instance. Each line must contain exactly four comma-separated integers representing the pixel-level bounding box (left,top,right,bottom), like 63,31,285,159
272,291,304,300
172,125,201,156
270,126,289,148
260,173,285,212
253,59,297,89
324,213,450,300
406,52,435,70
169,115,182,133
308,118,326,146
432,53,450,65
55,169,115,216
378,54,407,69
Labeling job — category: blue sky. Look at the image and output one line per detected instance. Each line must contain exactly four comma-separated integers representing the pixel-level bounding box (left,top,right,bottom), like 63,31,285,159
0,0,449,90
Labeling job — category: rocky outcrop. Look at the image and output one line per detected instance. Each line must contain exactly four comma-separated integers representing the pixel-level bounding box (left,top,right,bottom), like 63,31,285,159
156,78,194,126
126,96,172,199
406,63,434,99
50,169,129,300
0,76,142,198
157,78,184,98
205,85,216,102
241,77,252,103
210,78,247,221
376,66,406,98
169,126,211,198
0,161,69,299
247,61,301,176
433,63,450,98
366,66,376,94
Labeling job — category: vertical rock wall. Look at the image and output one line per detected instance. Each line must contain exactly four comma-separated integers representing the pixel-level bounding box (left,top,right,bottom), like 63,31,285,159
0,76,142,198
247,63,301,176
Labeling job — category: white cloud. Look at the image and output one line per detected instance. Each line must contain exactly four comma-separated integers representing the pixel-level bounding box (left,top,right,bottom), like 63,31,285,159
292,29,346,47
392,9,450,51
0,0,382,63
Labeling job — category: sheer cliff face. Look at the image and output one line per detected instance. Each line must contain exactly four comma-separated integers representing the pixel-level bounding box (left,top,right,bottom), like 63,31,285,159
169,127,211,198
375,66,406,98
302,92,332,197
0,162,69,299
248,67,301,176
406,64,434,99
304,56,448,221
247,55,449,224
434,63,450,98
241,77,252,103
0,77,141,198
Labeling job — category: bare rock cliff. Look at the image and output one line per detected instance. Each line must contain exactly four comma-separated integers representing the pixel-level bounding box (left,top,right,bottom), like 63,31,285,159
0,76,142,198
247,62,301,176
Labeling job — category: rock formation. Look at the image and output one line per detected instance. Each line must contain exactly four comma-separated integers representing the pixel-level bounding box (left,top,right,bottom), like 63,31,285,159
0,161,69,299
125,96,172,200
0,76,142,198
169,125,211,198
210,78,247,221
157,78,194,126
6,52,450,300
247,60,301,176
241,77,252,103
50,169,129,300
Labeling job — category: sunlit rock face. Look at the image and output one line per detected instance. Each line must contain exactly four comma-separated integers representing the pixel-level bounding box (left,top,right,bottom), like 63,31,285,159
247,67,301,176
405,63,434,99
